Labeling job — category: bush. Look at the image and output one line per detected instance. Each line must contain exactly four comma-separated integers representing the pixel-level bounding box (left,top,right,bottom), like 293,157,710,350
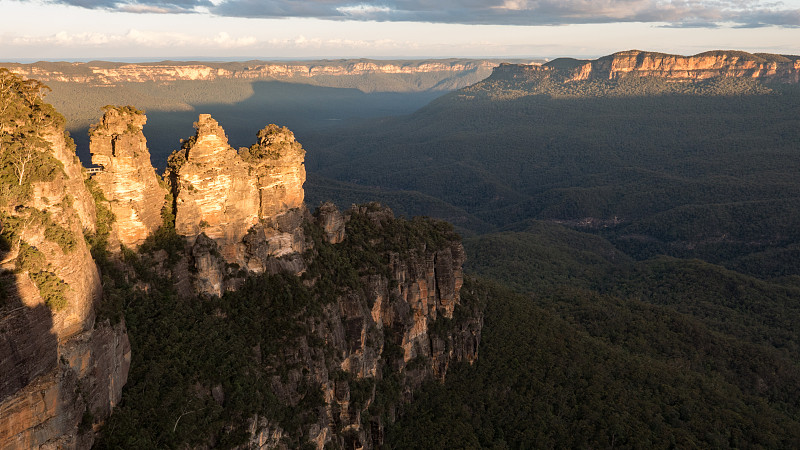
30,270,68,310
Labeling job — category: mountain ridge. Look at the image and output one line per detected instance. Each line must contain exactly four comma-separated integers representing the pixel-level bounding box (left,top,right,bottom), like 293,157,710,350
492,49,800,85
4,59,531,92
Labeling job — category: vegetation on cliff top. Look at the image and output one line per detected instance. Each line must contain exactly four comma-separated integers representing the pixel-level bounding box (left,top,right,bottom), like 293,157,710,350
94,204,471,449
386,223,800,448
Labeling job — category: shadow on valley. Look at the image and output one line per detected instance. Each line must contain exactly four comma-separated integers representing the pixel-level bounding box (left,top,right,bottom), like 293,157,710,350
300,87,800,279
67,80,445,173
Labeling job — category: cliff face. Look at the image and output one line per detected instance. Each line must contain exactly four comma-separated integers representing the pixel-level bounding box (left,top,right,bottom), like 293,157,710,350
591,50,800,82
170,115,307,295
106,200,482,449
2,70,483,449
89,106,166,249
7,60,497,88
0,72,129,449
492,50,800,84
284,204,480,449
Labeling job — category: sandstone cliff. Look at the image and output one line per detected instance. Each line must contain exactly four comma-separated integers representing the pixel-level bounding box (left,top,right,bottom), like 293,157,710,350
6,59,499,91
99,200,482,449
89,106,166,249
169,114,307,295
491,50,800,85
2,70,483,449
0,71,129,449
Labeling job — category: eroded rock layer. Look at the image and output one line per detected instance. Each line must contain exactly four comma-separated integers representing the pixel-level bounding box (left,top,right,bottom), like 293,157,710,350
89,106,166,249
493,50,800,84
0,80,130,448
170,114,307,295
7,60,498,89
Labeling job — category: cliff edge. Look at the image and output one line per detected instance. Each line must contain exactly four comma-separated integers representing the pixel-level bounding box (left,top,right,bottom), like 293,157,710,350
0,69,129,449
492,50,800,84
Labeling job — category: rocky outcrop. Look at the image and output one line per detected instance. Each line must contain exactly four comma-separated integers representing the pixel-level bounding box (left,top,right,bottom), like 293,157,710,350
493,50,800,84
169,114,307,295
89,106,166,249
172,114,260,258
0,82,130,448
242,204,481,448
2,73,483,450
316,202,345,244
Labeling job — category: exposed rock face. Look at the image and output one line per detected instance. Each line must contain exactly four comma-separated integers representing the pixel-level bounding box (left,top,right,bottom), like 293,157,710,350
3,77,482,449
89,106,166,249
173,114,260,260
316,202,345,244
7,60,500,91
493,50,800,84
170,115,307,295
1,107,129,448
243,204,481,449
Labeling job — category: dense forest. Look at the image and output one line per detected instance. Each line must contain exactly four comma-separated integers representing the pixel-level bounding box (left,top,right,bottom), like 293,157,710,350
302,69,800,446
302,75,800,279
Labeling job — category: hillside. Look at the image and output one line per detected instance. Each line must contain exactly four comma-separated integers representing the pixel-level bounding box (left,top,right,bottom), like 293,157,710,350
304,50,800,279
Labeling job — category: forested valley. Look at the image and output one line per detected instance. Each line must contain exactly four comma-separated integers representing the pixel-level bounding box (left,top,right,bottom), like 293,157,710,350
299,66,800,446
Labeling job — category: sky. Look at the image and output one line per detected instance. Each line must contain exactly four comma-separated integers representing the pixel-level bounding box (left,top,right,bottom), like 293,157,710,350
1,0,798,61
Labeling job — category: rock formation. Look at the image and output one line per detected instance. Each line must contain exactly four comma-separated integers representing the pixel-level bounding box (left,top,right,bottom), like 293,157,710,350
492,49,800,84
89,105,166,249
0,72,130,448
255,203,481,448
1,70,482,449
169,114,307,295
6,60,499,90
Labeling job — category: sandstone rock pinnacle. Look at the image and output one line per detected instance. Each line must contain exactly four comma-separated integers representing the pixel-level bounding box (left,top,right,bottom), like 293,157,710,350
169,115,308,294
89,105,166,249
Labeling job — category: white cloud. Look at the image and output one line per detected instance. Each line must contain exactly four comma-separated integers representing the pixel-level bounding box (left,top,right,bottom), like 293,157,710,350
336,4,394,17
8,29,259,50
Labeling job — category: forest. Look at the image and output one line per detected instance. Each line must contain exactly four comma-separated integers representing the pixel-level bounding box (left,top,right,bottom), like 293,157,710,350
299,71,800,446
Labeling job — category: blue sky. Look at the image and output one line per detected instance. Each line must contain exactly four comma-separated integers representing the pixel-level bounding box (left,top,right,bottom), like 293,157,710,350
1,0,798,61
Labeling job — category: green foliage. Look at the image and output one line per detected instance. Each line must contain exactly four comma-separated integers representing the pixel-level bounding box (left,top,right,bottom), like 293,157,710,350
464,220,628,292
84,177,115,255
29,270,69,310
15,241,45,272
43,219,76,253
0,69,66,204
387,273,800,448
14,241,69,311
306,76,800,278
96,205,467,448
390,215,800,448
239,124,303,162
2,207,77,254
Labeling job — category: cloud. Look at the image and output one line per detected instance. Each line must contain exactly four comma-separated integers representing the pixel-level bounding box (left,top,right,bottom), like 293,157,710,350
9,29,259,49
45,0,800,27
50,0,212,14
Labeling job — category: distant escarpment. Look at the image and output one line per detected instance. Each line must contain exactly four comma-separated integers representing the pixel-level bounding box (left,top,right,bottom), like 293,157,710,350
468,50,800,100
7,59,504,92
